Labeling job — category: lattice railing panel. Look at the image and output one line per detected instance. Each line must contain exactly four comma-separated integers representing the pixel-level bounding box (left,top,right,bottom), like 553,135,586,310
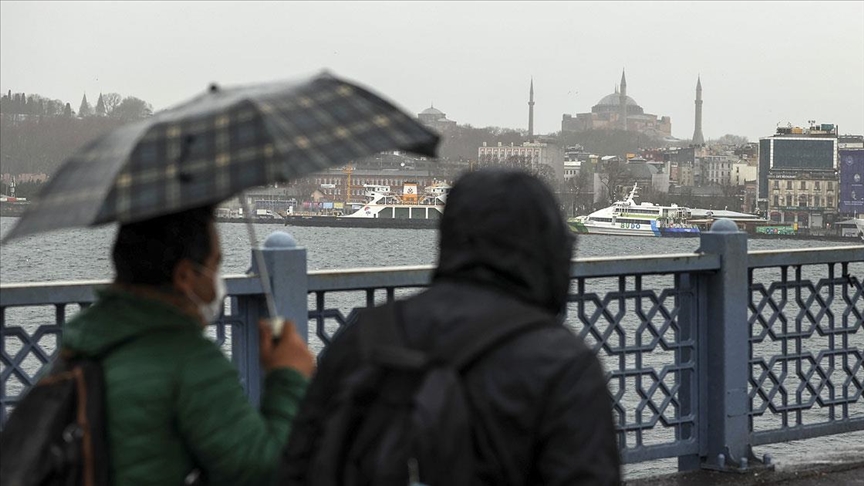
566,273,698,458
749,261,864,438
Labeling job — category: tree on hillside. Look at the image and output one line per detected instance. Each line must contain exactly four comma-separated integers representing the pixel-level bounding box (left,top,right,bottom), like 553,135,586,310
63,103,73,118
101,92,122,117
712,134,749,146
596,158,631,205
78,94,93,117
113,96,153,121
1,112,127,176
564,168,593,216
94,93,106,116
554,129,655,158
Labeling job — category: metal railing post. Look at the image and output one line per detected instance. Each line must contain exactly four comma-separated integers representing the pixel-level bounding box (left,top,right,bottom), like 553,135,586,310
233,293,264,407
257,231,309,343
241,231,308,407
698,219,755,471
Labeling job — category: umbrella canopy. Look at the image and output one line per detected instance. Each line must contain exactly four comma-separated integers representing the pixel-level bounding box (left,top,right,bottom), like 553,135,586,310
3,72,439,242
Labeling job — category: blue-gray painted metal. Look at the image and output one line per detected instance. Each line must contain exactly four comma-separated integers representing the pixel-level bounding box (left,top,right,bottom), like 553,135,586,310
747,244,863,450
2,229,862,475
699,222,753,470
258,231,309,342
749,246,864,268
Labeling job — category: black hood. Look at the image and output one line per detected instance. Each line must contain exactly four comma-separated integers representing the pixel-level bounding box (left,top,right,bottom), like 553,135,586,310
434,168,576,314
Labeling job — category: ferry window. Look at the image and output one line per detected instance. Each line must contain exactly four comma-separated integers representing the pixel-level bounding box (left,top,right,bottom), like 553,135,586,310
786,181,793,190
773,196,779,206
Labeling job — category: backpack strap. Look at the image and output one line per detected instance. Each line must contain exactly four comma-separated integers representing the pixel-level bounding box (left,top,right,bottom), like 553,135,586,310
358,300,555,372
441,305,555,371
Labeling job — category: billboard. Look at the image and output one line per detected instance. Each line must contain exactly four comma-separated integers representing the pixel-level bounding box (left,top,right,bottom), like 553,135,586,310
839,150,864,214
772,139,836,170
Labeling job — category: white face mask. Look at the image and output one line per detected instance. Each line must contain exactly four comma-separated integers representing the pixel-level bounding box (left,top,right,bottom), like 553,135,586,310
187,265,226,323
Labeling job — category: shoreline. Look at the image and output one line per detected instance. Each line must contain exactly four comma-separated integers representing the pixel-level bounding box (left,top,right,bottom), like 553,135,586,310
3,213,861,243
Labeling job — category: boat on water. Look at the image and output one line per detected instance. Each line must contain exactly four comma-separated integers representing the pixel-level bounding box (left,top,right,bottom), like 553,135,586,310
276,181,449,229
568,183,700,237
344,181,449,220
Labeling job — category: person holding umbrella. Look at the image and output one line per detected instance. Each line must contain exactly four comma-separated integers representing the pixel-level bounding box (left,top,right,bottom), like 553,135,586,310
58,204,315,485
0,73,441,485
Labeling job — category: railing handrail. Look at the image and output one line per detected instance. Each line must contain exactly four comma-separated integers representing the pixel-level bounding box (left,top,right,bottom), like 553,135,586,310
0,252,728,301
748,245,863,268
0,275,265,306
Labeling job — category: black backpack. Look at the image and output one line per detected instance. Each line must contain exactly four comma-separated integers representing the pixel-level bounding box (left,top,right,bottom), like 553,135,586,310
0,339,137,486
305,301,554,486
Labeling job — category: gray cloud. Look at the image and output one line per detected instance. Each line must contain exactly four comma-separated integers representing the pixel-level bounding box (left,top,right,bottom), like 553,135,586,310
2,1,862,141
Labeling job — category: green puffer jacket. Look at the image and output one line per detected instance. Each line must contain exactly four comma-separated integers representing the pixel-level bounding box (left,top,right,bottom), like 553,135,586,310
61,288,308,486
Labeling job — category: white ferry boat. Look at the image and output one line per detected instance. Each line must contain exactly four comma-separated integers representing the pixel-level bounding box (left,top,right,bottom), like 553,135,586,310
345,181,449,220
568,183,700,237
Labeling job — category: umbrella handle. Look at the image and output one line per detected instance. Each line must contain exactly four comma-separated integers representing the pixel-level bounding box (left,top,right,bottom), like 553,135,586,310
239,193,281,326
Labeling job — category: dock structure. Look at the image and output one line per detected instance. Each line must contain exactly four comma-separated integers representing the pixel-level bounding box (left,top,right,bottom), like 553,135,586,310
2,220,862,480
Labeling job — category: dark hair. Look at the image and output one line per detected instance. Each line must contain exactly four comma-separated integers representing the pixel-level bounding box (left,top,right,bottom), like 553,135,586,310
112,206,215,285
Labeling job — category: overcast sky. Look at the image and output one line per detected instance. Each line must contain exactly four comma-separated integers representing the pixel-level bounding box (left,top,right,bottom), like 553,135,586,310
2,1,862,141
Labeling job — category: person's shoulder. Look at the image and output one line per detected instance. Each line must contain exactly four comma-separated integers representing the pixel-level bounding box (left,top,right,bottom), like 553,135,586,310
522,322,594,358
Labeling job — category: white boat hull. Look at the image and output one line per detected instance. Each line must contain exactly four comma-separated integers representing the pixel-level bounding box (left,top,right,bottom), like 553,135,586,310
345,203,444,220
571,221,659,237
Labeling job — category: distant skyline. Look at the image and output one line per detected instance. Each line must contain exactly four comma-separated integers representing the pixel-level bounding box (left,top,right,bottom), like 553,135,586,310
1,1,863,142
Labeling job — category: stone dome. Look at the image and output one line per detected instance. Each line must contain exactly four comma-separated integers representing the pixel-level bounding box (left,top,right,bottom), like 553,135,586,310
592,93,644,115
595,93,640,107
420,106,444,116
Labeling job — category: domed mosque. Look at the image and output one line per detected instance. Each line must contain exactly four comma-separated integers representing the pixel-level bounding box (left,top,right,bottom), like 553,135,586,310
562,70,672,139
418,104,457,133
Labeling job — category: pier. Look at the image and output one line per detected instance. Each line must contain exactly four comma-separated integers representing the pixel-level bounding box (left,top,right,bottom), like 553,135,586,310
1,221,862,482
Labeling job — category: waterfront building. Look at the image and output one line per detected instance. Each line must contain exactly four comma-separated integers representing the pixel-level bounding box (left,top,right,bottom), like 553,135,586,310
759,123,840,229
563,160,581,180
309,168,446,204
701,155,734,186
477,141,565,181
561,70,672,139
731,162,758,187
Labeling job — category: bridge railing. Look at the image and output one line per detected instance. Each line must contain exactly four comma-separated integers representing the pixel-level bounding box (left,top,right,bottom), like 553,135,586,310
1,222,862,473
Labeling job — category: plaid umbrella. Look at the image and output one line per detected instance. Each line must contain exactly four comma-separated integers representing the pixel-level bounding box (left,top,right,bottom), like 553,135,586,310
3,72,439,242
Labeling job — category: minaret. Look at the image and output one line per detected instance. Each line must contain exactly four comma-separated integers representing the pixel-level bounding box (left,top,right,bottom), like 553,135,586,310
528,77,535,141
692,76,705,146
619,69,628,131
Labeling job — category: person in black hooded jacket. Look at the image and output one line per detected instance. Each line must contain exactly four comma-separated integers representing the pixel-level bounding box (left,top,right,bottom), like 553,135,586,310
278,168,621,485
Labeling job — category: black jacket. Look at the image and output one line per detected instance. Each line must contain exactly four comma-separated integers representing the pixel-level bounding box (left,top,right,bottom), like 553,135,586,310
279,169,621,485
